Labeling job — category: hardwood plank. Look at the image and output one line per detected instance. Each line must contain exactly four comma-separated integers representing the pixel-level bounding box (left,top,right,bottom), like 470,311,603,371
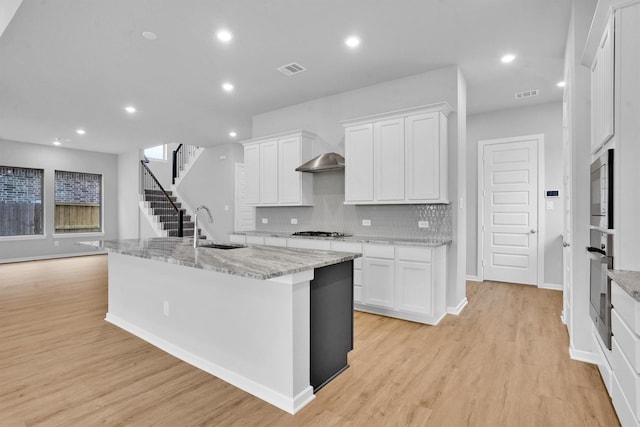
0,258,620,426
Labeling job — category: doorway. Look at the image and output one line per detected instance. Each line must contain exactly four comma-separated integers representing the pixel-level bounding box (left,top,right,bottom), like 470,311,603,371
478,134,544,286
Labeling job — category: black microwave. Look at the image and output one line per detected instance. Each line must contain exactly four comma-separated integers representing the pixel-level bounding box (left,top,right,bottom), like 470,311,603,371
590,149,614,229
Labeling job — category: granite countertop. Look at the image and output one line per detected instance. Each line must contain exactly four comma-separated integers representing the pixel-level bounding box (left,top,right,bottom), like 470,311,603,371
79,237,360,281
608,269,640,302
233,230,452,247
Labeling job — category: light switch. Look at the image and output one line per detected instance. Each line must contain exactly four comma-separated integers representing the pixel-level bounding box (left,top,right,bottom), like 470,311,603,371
261,218,268,224
362,219,371,226
418,221,429,229
291,218,298,225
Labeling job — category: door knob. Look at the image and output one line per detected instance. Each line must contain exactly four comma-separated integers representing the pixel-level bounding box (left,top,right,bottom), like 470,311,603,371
563,241,570,247
530,229,536,234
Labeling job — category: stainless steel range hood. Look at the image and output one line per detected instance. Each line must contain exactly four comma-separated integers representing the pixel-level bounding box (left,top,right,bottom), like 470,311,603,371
295,152,345,173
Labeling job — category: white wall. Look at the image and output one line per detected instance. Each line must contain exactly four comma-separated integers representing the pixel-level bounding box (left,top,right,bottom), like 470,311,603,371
0,139,118,261
176,143,243,242
466,102,564,286
251,66,467,310
117,150,141,239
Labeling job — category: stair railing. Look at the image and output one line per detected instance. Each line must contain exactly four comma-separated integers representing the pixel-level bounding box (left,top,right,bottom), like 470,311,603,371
172,144,199,185
140,160,184,237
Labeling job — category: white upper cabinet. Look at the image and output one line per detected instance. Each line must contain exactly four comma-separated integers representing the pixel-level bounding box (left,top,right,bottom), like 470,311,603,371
342,103,452,205
241,130,314,206
345,124,374,202
374,118,405,201
591,14,615,153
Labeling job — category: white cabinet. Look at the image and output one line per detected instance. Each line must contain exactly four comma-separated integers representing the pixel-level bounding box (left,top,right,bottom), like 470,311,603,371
374,118,405,201
287,238,331,251
396,246,434,316
342,103,451,205
344,124,374,202
331,241,363,303
241,130,314,206
591,14,615,153
610,280,640,426
363,244,396,309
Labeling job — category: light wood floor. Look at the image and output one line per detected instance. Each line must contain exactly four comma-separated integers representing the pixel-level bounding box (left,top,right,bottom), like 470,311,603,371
0,255,619,427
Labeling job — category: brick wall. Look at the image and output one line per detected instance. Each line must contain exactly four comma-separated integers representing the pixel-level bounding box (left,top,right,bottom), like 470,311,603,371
54,170,101,204
0,166,43,203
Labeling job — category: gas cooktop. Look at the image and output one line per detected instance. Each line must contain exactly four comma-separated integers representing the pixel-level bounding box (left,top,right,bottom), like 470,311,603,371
291,231,351,238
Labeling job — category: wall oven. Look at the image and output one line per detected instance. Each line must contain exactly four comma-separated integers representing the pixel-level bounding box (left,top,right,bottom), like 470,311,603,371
591,149,614,229
588,230,613,350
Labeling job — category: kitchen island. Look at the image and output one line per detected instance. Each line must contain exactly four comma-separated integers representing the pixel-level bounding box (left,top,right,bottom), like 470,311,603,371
82,237,360,414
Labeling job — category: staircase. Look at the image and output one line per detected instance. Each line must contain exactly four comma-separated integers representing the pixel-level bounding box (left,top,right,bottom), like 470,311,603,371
142,189,201,237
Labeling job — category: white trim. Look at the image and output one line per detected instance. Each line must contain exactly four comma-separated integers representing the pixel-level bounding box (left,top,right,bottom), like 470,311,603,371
0,251,106,264
339,102,454,127
0,234,47,241
354,304,447,325
569,346,600,365
465,275,482,282
539,282,563,291
447,297,468,315
105,313,315,414
52,232,105,239
477,134,545,287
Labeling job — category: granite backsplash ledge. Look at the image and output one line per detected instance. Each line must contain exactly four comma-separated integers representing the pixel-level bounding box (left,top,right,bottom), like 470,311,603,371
254,171,452,240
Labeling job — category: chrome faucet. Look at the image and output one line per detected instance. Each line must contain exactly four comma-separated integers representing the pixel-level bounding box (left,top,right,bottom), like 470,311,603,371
193,205,213,248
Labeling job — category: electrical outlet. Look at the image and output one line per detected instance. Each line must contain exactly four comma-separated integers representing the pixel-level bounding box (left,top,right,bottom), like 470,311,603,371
261,218,268,224
224,205,229,211
291,218,298,225
54,241,60,247
418,221,429,228
219,154,227,160
362,219,371,226
163,301,169,316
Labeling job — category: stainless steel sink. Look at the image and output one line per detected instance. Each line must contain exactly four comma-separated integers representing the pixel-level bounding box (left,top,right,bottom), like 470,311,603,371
197,243,246,250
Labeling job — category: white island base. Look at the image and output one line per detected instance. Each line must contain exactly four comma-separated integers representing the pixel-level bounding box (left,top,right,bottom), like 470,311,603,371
106,252,315,414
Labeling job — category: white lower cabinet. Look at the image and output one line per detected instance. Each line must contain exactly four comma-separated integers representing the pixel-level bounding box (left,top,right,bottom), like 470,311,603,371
609,280,640,426
227,234,447,325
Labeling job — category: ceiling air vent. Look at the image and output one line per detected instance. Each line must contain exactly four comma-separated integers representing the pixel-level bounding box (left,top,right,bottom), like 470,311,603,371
515,89,539,99
278,62,307,76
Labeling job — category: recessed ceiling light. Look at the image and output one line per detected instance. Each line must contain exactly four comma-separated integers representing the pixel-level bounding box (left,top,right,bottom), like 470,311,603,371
76,129,86,135
229,131,237,138
345,36,360,48
124,106,137,114
216,30,233,42
141,31,158,41
222,82,234,92
501,54,516,63
557,81,566,88
52,140,61,146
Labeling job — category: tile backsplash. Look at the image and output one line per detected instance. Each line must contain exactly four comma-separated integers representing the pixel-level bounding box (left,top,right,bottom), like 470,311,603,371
255,171,452,240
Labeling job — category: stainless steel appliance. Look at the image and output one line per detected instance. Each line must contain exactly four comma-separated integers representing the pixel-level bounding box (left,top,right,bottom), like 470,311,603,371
588,230,613,350
590,149,614,229
291,231,350,238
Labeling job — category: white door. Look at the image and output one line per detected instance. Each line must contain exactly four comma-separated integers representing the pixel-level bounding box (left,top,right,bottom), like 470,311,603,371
363,257,395,309
480,136,541,286
561,88,572,325
234,163,255,231
396,260,433,316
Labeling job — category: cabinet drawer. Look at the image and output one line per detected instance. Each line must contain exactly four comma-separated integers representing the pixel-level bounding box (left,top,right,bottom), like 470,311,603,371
331,241,362,254
287,238,332,251
612,337,640,420
363,244,395,259
354,269,362,286
264,237,287,247
613,308,640,374
229,234,246,244
397,246,432,262
246,235,265,245
612,281,640,336
354,285,363,303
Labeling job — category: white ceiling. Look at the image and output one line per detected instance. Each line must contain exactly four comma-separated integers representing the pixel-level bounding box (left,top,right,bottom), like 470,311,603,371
0,0,572,154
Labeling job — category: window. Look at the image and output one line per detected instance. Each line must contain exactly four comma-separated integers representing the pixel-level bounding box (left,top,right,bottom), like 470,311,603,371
144,144,167,161
0,166,44,237
54,170,102,234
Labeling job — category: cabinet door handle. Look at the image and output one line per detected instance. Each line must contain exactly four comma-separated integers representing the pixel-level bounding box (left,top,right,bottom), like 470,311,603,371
530,229,536,234
563,241,570,247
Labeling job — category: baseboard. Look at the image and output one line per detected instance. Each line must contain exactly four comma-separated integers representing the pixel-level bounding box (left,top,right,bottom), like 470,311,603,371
105,313,315,414
569,346,600,365
465,275,482,282
447,297,468,315
539,282,563,291
0,251,105,264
